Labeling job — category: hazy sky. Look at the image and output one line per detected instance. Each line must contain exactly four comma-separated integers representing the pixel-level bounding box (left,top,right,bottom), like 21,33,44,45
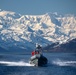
0,0,76,15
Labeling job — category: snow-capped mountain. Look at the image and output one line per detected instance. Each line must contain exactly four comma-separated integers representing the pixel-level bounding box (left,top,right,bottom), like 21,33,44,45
0,10,76,51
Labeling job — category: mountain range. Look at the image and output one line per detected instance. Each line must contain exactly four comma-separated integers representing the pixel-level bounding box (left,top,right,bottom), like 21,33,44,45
0,10,76,52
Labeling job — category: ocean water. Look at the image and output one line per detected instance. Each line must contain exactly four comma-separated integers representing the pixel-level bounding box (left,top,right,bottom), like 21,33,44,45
0,53,76,75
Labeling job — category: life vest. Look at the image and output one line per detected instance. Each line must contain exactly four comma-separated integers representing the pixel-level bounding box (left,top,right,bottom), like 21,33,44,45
31,51,39,56
31,51,35,56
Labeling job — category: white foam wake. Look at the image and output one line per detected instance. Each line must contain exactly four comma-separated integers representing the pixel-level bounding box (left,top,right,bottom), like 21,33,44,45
52,59,76,66
0,61,34,66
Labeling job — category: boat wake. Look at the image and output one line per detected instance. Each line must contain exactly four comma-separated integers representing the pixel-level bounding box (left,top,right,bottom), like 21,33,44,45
52,59,76,67
0,59,76,67
0,61,34,66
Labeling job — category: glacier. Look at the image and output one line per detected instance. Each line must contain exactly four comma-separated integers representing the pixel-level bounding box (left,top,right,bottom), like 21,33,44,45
0,10,76,51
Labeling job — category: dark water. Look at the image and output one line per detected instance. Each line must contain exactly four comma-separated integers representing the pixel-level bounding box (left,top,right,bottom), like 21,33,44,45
0,53,76,75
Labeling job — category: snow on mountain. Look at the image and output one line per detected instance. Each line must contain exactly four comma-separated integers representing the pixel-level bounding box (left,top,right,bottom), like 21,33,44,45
0,10,76,51
43,38,76,53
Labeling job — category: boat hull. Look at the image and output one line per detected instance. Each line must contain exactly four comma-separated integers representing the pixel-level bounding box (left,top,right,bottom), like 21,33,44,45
29,55,48,66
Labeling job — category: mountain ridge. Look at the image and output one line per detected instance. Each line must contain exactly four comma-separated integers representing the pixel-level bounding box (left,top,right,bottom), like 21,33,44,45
0,10,76,52
43,38,76,53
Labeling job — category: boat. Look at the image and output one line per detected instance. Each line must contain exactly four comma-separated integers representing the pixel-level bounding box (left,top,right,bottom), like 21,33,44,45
29,54,48,66
29,44,48,66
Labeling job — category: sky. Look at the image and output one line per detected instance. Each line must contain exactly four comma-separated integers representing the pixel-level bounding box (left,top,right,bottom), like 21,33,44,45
0,0,76,15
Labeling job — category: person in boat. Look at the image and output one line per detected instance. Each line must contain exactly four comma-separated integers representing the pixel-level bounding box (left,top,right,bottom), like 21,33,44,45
31,50,40,56
31,44,42,56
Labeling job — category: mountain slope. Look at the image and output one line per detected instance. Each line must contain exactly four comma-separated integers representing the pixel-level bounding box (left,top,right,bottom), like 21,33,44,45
0,10,76,51
43,38,76,52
